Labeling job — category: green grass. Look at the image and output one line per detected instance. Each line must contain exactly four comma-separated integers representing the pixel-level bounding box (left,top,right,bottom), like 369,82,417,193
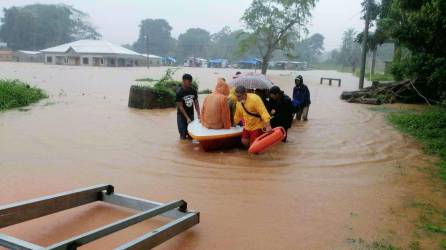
386,107,446,248
440,239,446,249
312,63,351,72
313,63,394,81
388,106,446,181
346,238,399,250
0,79,47,111
425,224,446,234
353,70,394,81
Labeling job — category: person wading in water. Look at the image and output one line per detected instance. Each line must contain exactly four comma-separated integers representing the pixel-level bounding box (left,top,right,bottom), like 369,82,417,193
293,75,311,121
233,86,272,148
268,86,294,142
176,73,200,140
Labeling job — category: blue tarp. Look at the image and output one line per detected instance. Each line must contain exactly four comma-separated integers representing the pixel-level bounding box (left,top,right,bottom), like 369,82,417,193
239,58,262,65
162,56,177,63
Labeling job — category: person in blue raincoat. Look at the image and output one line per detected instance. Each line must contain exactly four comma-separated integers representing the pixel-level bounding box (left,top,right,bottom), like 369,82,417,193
292,75,311,121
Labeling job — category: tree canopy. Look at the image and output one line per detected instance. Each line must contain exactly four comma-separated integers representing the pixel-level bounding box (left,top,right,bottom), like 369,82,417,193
132,19,175,56
240,0,317,74
176,28,211,60
207,26,260,61
333,29,362,72
376,0,446,101
0,4,100,50
294,33,324,66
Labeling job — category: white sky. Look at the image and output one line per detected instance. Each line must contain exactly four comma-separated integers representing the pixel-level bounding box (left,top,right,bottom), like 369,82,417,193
0,0,364,51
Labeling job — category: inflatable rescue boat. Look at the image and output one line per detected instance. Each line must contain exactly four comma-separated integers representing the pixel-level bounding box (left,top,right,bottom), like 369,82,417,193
187,120,243,151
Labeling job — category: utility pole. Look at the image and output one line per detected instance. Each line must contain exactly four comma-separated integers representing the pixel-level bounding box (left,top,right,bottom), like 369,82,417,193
145,34,150,69
359,0,371,89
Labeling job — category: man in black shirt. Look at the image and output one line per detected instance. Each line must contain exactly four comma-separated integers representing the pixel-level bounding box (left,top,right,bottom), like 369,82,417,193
176,74,200,140
268,86,294,142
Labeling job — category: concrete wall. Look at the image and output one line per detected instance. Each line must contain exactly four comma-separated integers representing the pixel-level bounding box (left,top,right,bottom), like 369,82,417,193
43,53,145,67
13,53,44,63
0,51,13,61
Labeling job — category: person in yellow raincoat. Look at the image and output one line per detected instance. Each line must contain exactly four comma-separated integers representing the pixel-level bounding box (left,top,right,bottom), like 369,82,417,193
201,78,231,129
233,86,272,147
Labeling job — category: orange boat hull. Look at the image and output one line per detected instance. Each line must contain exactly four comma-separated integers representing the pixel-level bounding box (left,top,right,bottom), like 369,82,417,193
248,127,286,154
199,136,242,152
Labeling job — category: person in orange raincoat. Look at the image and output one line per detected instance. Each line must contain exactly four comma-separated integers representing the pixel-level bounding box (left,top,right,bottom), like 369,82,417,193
201,78,231,129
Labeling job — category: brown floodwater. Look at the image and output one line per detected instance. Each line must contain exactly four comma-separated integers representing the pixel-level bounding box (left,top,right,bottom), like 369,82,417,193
0,62,445,249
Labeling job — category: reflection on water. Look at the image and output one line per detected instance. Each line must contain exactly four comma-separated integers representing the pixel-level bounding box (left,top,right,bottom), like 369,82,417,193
0,63,443,249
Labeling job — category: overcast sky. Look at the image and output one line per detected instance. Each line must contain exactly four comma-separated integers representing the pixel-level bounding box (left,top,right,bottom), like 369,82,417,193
0,0,364,51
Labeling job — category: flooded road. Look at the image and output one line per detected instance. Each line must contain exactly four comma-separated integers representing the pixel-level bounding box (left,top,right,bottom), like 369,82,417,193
0,62,444,249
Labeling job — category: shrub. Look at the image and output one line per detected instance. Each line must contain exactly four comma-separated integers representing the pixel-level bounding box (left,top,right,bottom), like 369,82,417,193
129,69,199,109
0,79,47,111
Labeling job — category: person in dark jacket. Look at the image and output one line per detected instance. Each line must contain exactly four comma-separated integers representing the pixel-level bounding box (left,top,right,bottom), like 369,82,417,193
292,75,311,121
269,86,294,142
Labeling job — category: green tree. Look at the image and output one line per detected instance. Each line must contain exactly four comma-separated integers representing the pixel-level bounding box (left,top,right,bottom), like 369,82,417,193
375,0,403,65
208,27,258,61
176,28,211,60
371,0,446,101
0,4,100,50
356,31,387,75
358,0,381,87
209,27,237,60
295,33,325,66
239,0,317,74
337,29,361,72
132,19,175,56
386,0,446,101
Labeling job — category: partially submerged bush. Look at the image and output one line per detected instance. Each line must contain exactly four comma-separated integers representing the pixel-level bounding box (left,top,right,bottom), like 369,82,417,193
198,89,212,94
0,79,47,111
129,69,199,109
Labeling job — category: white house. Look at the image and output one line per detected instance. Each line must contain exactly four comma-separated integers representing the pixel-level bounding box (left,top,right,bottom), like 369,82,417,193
41,40,146,67
13,50,43,63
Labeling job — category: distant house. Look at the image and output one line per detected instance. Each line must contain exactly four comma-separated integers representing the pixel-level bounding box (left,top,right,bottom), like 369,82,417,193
208,59,228,68
41,40,146,67
272,61,307,70
0,50,13,62
140,54,163,66
13,50,43,63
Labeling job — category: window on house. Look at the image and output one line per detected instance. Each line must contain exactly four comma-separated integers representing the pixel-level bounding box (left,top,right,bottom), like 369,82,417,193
100,58,104,64
46,56,53,63
83,58,89,65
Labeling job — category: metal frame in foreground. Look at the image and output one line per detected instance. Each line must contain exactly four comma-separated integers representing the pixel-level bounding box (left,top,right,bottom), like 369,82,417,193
0,184,200,249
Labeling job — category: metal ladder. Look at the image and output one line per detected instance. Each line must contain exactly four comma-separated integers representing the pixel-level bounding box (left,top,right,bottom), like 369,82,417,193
0,184,200,249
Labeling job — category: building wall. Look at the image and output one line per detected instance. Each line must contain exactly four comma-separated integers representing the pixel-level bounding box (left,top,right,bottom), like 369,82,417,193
43,53,145,67
0,51,13,61
14,53,44,63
